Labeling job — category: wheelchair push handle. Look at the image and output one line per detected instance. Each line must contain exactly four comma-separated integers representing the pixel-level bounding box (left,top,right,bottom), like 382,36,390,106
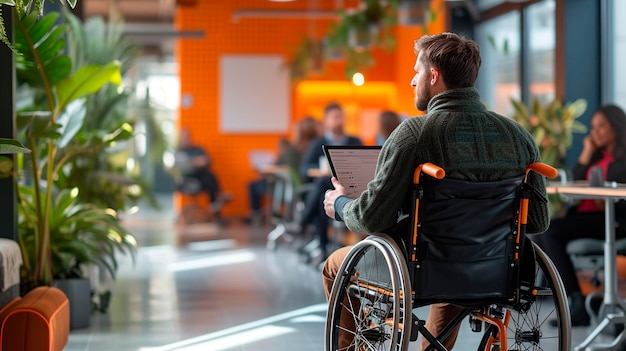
414,163,445,184
526,162,558,179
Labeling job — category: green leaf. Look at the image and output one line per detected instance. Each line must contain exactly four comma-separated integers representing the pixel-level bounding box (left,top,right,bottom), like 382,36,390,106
29,12,61,46
56,99,86,148
45,55,72,86
104,123,133,144
56,61,122,112
15,11,72,89
510,98,528,117
36,25,66,60
0,1,17,6
0,156,13,178
567,99,588,119
571,121,588,134
0,138,31,153
532,128,546,147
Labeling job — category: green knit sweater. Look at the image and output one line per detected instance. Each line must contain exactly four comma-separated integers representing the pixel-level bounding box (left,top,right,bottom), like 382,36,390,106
335,87,550,236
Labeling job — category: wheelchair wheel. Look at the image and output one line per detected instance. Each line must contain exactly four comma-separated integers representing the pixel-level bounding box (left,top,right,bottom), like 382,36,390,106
477,242,571,351
326,234,412,351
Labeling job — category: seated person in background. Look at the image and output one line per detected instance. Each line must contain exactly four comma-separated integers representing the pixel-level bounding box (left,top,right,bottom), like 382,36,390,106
533,104,626,326
376,110,402,146
174,127,229,223
322,32,549,350
246,116,320,224
292,115,323,166
297,102,362,263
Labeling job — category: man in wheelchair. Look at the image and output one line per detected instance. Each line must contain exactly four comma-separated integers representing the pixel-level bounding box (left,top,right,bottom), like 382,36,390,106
322,33,568,351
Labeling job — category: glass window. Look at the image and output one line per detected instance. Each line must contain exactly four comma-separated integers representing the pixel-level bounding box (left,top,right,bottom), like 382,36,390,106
527,0,556,104
611,0,626,106
475,11,521,116
476,0,508,11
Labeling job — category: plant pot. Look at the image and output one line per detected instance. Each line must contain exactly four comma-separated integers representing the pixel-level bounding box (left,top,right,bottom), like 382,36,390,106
53,278,91,329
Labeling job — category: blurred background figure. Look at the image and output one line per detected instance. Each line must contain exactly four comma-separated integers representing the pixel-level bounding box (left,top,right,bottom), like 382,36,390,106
297,102,362,265
246,116,321,224
376,110,402,146
174,127,229,225
534,104,626,326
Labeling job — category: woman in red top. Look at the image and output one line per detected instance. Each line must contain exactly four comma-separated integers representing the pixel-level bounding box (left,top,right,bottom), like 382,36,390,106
535,104,626,326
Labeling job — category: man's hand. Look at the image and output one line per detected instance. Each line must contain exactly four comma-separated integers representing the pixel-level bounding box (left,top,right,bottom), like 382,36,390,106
324,177,347,219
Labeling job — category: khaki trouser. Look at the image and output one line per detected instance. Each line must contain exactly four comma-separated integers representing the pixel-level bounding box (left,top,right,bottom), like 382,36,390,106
322,246,462,350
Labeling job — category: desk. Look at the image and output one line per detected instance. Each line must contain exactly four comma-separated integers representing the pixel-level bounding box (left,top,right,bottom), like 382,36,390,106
548,182,626,351
307,168,331,178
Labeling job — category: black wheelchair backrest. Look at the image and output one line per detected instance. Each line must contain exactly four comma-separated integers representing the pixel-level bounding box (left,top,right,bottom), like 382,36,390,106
408,162,556,305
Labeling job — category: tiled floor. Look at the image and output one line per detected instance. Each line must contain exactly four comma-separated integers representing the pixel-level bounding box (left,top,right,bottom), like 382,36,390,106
64,195,625,351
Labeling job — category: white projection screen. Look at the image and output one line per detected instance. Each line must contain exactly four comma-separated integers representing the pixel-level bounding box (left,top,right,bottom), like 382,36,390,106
219,55,290,133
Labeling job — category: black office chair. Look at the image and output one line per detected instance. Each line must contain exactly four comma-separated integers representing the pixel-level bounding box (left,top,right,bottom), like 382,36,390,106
176,176,211,225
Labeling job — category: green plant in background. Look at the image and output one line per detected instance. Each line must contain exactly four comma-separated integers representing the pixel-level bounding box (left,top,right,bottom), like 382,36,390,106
18,186,136,283
0,138,29,154
0,0,77,48
0,0,77,166
323,0,398,78
0,138,30,179
288,0,440,80
56,9,164,211
511,97,588,170
511,97,588,218
13,9,135,289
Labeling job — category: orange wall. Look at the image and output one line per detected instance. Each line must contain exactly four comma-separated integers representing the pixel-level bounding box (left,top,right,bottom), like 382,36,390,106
175,0,446,216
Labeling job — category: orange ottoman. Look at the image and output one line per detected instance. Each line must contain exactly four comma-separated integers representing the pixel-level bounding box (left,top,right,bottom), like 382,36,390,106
0,287,70,351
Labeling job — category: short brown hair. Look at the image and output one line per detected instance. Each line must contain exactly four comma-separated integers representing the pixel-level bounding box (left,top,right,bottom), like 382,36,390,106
324,102,342,116
414,32,481,89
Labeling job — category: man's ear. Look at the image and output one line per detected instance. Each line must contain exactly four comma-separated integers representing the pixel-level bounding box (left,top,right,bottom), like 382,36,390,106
429,67,440,86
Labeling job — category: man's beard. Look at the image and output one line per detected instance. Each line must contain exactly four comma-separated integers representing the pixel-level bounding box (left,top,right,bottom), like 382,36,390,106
415,83,432,112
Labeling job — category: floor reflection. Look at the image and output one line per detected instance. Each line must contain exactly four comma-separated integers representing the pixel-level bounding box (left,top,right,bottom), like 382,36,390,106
65,194,620,351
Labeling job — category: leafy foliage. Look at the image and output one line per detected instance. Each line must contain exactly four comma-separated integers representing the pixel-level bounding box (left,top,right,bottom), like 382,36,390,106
0,138,29,178
511,98,588,218
13,8,128,288
58,10,164,211
288,0,439,79
511,98,588,169
18,185,136,291
0,138,29,153
0,0,77,49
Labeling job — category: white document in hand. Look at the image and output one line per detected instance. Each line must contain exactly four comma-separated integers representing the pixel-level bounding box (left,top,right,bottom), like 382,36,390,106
323,145,382,198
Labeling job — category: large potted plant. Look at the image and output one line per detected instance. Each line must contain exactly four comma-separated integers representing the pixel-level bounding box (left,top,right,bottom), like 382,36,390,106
59,11,164,213
511,97,588,216
511,97,588,170
10,7,137,327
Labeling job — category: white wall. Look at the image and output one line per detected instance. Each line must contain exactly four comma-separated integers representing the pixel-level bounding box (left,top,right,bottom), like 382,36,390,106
219,55,290,134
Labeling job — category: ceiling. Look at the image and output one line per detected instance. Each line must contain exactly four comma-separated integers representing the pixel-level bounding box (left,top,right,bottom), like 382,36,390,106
76,0,480,57
82,0,176,23
80,0,179,57
76,0,361,57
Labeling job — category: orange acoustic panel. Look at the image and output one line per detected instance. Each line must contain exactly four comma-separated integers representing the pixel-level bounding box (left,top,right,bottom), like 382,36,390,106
175,0,446,217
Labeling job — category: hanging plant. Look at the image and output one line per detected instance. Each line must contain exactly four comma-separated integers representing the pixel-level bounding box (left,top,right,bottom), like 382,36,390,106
327,0,409,78
287,0,440,80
